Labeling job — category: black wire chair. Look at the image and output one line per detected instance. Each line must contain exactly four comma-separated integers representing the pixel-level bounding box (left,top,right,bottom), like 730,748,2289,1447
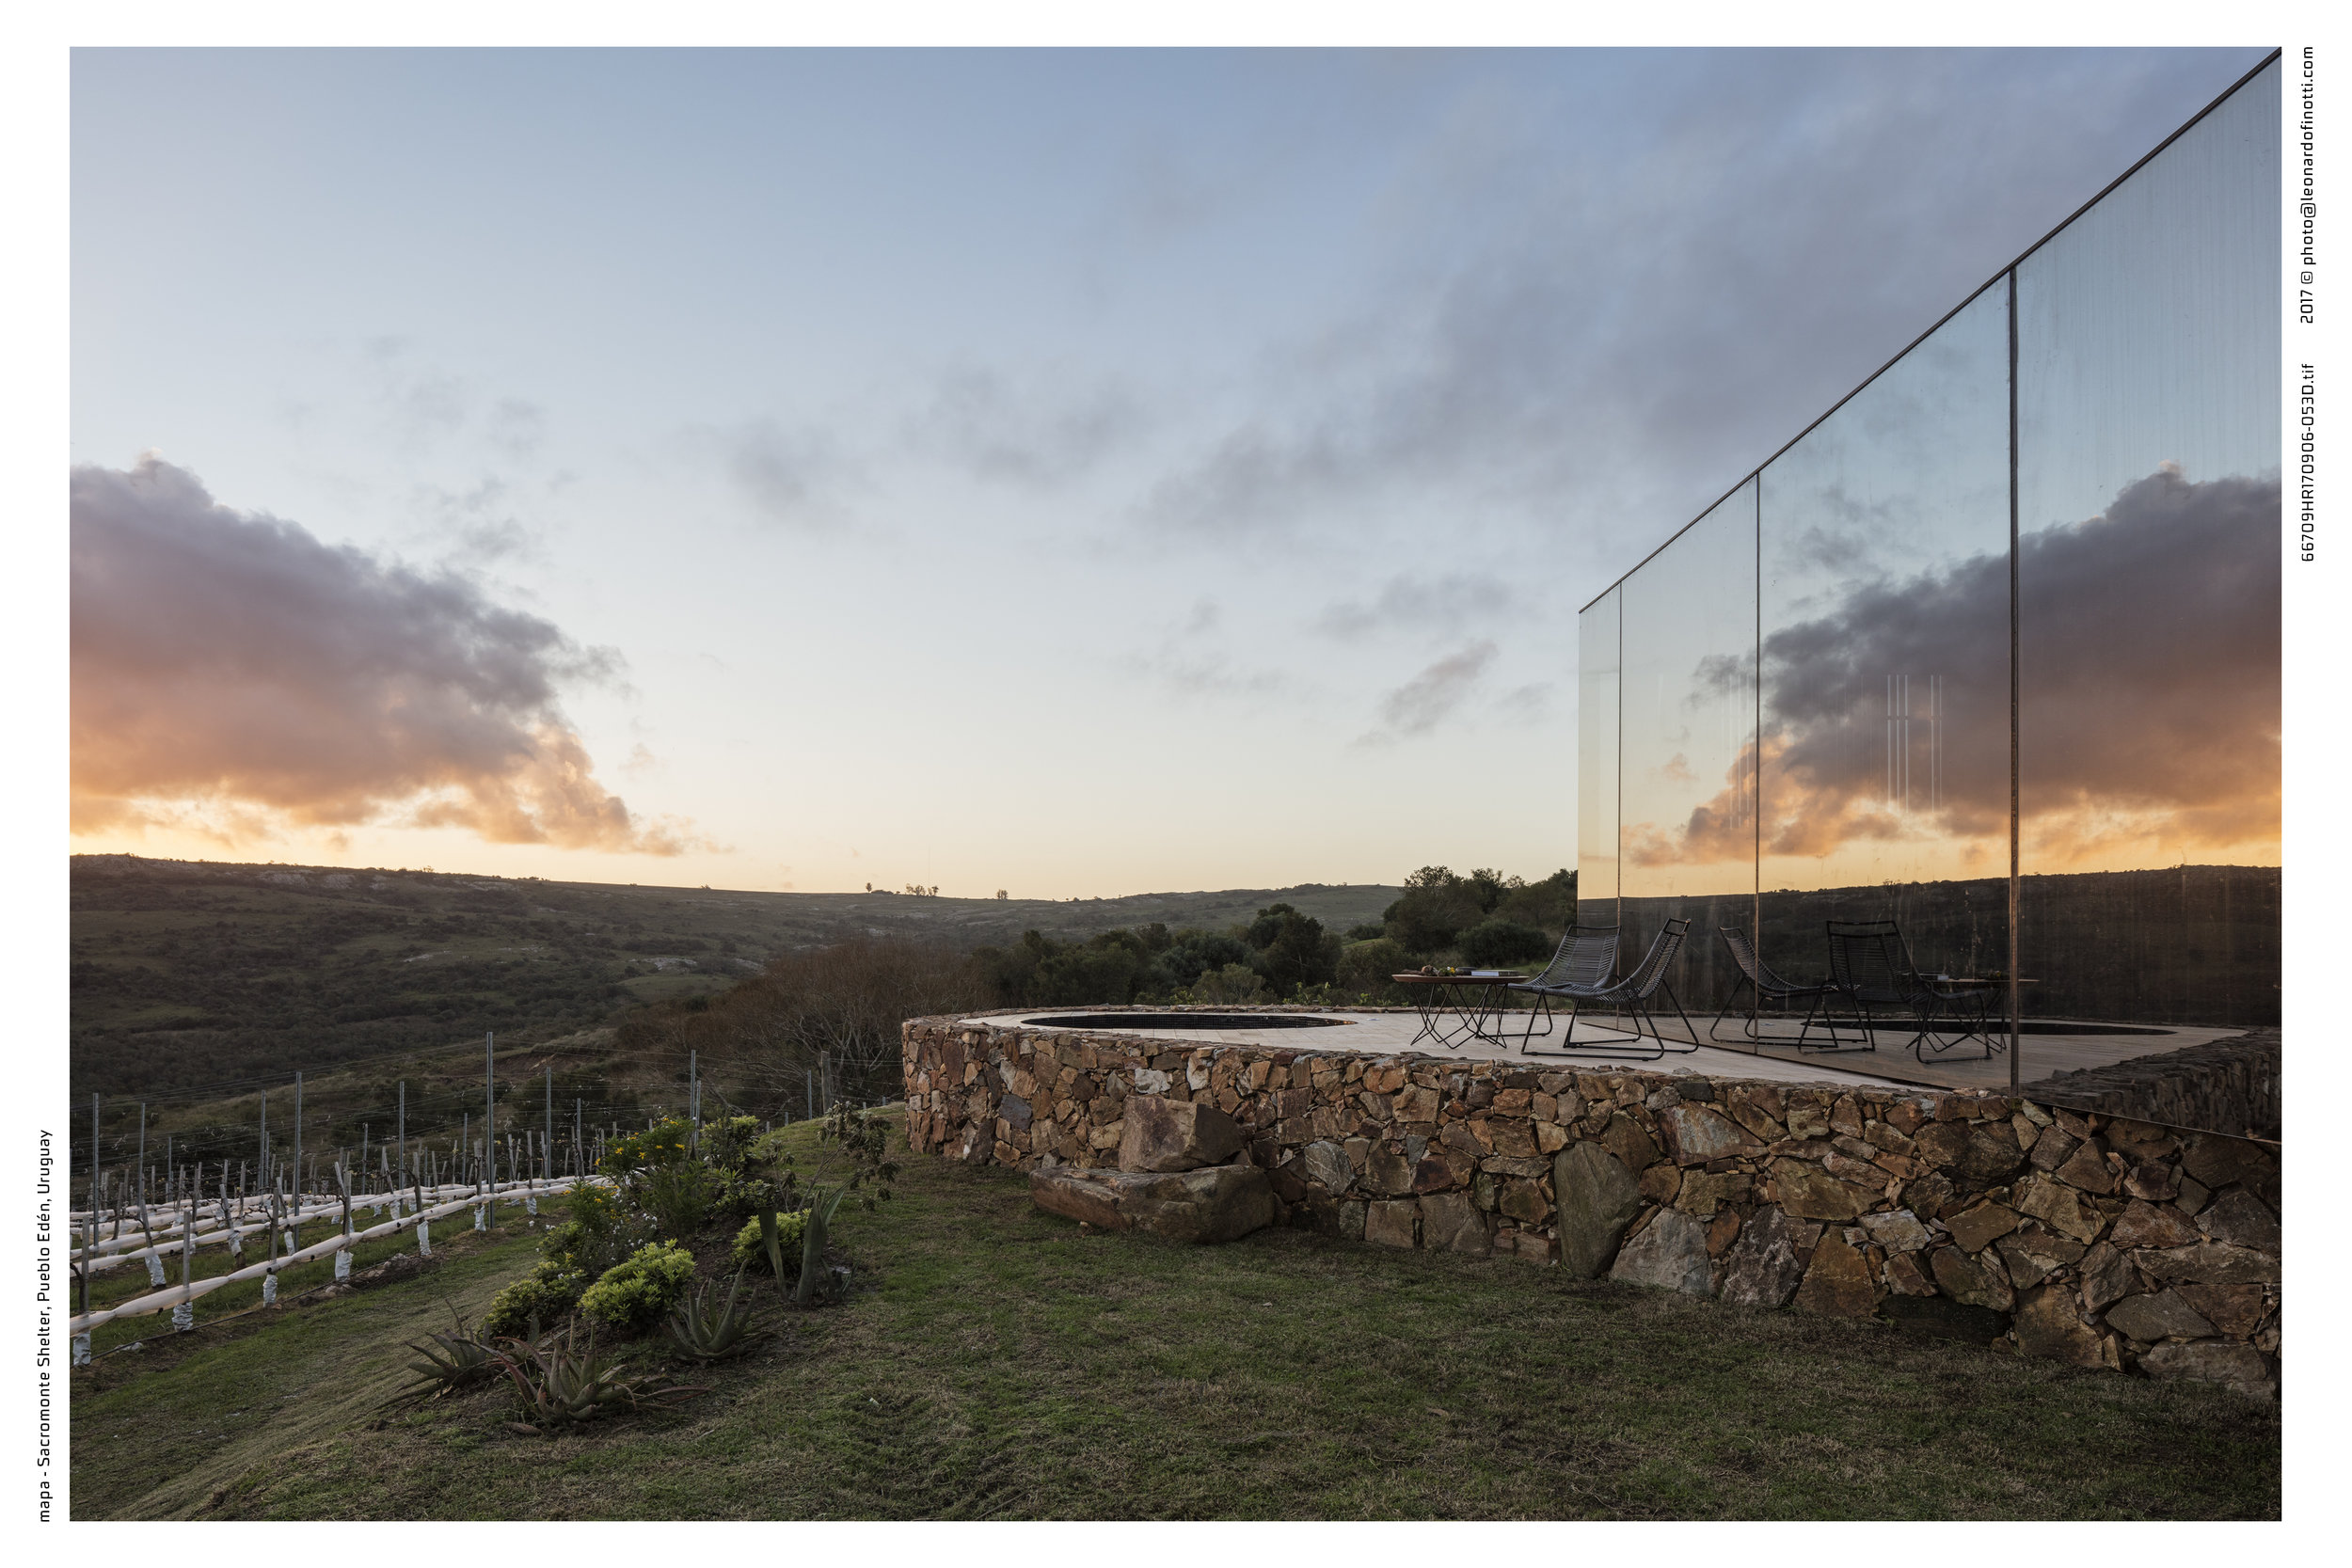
1503,925,1619,1045
1808,919,1994,1060
1709,927,1839,1047
1514,917,1697,1061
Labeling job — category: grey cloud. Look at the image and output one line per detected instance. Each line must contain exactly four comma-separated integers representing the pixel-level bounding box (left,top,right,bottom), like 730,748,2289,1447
721,419,859,528
1315,572,1516,641
1134,52,2262,551
909,366,1146,486
1361,641,1499,743
71,456,700,854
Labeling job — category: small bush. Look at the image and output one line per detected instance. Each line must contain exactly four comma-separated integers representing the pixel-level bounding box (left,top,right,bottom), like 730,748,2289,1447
1193,963,1263,1004
599,1118,697,1179
543,1184,644,1279
731,1212,807,1276
640,1162,714,1239
482,1263,589,1338
1336,937,1411,1000
701,1115,764,1168
1456,918,1552,967
579,1241,700,1335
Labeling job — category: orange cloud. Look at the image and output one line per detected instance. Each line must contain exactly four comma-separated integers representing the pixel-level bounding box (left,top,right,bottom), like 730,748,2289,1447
72,456,702,854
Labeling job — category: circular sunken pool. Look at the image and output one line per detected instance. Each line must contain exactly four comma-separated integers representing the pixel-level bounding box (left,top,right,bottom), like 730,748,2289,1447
1023,1011,1349,1031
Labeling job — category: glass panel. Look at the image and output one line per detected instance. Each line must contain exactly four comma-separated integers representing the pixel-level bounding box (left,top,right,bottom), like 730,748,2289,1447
1616,480,1757,1026
2016,60,2281,1136
1576,586,1621,936
1751,281,2013,1085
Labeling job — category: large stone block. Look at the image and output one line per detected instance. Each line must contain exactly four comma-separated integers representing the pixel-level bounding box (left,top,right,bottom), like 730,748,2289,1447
1792,1231,1877,1317
1028,1164,1275,1244
2196,1189,2280,1252
1717,1205,1803,1308
1611,1208,1712,1295
2109,1199,2201,1249
2175,1282,2268,1337
1770,1159,1876,1222
1420,1192,1490,1255
2135,1241,2279,1287
2012,1283,2106,1368
2012,1174,2103,1244
1859,1209,1931,1253
1301,1139,1353,1195
1914,1119,2025,1183
1118,1095,1245,1173
1656,1103,1754,1166
1553,1140,1643,1279
2104,1290,2217,1343
2138,1339,2272,1393
1930,1244,2014,1312
1365,1198,1420,1249
1944,1202,2022,1254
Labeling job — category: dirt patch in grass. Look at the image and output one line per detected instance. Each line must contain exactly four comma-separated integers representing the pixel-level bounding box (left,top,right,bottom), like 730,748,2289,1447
72,1117,2280,1520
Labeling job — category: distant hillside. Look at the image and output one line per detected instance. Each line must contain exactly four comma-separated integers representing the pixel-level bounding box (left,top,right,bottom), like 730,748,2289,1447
70,854,1403,1096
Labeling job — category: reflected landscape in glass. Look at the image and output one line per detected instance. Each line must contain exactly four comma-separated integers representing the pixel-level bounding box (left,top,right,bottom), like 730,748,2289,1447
1576,57,2281,1132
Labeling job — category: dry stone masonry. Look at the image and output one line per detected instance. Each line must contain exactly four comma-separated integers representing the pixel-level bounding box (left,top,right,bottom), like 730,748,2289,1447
905,1009,2281,1394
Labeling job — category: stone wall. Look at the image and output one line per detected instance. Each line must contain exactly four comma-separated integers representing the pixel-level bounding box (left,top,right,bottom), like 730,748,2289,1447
2028,1029,2281,1142
905,1010,2281,1393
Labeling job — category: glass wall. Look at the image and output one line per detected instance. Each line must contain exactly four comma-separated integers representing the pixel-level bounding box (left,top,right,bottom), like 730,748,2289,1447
1616,481,1756,1016
1754,280,2013,1054
1576,586,1620,936
2016,63,2282,1040
1576,56,2281,1132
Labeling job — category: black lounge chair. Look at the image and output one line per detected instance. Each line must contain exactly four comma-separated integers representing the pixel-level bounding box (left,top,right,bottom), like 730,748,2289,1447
1709,927,1837,1046
1503,925,1619,1045
1808,919,1994,1060
1514,917,1697,1060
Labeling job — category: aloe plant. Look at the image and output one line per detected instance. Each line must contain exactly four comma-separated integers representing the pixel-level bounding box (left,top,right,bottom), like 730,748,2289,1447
497,1317,705,1433
391,1324,503,1404
663,1269,769,1363
795,1185,850,1307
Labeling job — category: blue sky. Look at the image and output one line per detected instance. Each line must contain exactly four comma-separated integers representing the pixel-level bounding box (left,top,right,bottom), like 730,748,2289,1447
68,46,2273,895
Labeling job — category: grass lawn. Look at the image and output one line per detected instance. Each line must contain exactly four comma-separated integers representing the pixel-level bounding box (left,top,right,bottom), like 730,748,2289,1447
72,1114,2280,1520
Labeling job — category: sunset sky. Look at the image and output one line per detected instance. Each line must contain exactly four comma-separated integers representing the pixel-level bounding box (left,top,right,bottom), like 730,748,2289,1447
68,45,2275,897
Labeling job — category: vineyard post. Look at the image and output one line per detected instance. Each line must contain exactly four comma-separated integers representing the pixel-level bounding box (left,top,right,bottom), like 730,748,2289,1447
545,1066,553,1181
136,1101,147,1205
484,1031,495,1228
396,1081,405,1192
293,1071,304,1207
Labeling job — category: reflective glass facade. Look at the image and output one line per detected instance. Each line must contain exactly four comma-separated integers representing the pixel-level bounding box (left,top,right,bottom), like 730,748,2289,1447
1579,57,2280,1128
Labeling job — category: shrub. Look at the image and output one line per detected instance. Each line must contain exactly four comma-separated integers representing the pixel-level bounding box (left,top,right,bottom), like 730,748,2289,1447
730,1212,807,1276
1193,963,1263,1004
579,1241,700,1335
599,1118,696,1179
1456,918,1553,967
482,1263,588,1338
543,1184,644,1279
1336,937,1410,999
639,1162,714,1239
701,1115,764,1168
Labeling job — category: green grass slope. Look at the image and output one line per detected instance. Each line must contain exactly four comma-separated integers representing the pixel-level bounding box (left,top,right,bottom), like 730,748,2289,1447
73,1116,2278,1521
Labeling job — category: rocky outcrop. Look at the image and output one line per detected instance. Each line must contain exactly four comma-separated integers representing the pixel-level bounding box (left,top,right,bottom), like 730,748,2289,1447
1028,1164,1276,1244
910,1008,2281,1394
